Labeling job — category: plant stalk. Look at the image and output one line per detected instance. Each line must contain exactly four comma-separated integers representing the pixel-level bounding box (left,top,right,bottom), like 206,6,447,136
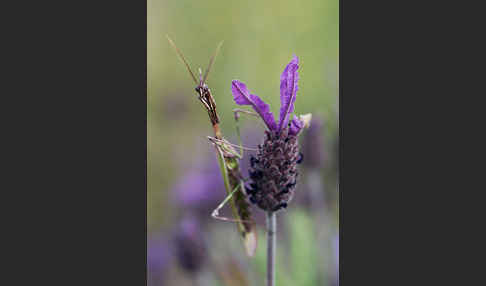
266,211,276,286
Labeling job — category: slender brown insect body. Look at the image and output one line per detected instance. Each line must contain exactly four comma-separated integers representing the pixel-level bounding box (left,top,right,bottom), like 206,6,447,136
195,84,221,137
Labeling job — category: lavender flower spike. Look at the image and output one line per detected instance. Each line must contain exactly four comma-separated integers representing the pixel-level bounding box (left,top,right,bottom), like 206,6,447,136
231,56,308,212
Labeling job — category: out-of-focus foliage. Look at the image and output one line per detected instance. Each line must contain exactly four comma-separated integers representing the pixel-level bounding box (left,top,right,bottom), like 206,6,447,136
148,0,338,285
289,210,319,286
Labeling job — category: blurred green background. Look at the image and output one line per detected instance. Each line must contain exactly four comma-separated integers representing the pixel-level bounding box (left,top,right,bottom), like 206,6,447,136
148,0,338,285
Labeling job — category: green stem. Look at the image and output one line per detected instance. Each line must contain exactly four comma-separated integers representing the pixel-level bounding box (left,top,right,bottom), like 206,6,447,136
266,211,276,286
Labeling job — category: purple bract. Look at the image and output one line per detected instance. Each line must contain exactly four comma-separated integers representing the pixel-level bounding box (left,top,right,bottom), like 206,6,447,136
231,55,303,136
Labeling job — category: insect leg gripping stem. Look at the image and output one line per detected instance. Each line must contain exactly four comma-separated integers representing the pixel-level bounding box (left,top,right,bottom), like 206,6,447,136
233,108,260,157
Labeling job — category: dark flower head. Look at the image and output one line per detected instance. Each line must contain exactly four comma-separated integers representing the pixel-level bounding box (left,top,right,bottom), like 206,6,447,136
173,216,207,274
231,56,307,212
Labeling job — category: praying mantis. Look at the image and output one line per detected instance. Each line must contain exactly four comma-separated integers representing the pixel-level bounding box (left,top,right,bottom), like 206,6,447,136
166,36,258,256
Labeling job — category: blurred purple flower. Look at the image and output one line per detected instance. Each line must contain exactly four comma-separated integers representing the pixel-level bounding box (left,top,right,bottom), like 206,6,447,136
302,116,326,169
147,234,170,286
171,154,225,216
292,116,327,209
333,234,339,286
173,215,207,275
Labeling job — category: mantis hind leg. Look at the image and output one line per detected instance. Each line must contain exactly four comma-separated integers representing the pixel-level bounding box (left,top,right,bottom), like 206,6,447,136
211,181,250,224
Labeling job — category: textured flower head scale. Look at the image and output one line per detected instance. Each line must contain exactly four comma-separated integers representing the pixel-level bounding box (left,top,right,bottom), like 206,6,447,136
231,55,307,212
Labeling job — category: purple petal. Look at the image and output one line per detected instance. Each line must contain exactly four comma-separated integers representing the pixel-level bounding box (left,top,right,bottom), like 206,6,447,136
278,55,300,131
231,80,277,131
289,115,304,136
